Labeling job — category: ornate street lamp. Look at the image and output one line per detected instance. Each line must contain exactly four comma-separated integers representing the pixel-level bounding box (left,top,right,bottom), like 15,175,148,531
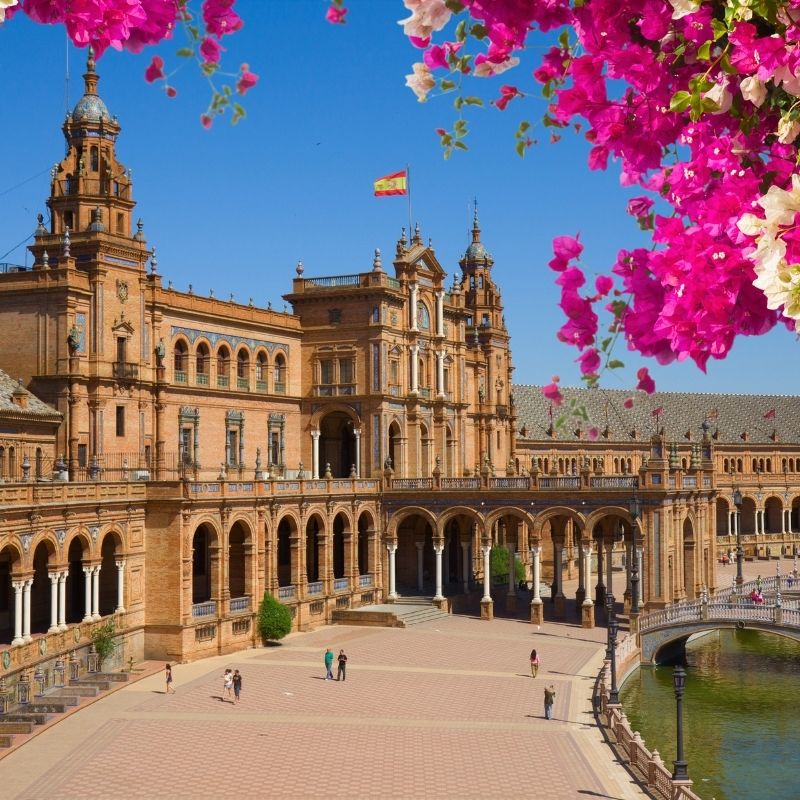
608,616,620,704
605,592,616,660
672,665,689,781
733,488,744,589
629,493,641,616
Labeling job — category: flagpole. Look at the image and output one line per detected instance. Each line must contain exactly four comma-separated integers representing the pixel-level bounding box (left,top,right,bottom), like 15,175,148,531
406,163,413,238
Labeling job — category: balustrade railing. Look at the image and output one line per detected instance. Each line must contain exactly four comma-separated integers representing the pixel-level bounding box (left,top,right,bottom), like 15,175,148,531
333,578,349,592
358,574,372,587
307,581,324,596
590,476,639,489
229,596,251,614
191,600,217,618
538,476,581,489
441,477,481,490
277,585,295,600
391,478,434,490
489,477,529,489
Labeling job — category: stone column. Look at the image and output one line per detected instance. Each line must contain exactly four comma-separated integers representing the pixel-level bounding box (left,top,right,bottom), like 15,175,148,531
22,578,33,643
433,542,444,601
506,541,517,612
782,509,788,535
115,560,126,613
530,544,543,624
480,544,493,619
553,544,566,618
595,537,605,605
92,565,101,620
353,429,361,478
436,351,445,398
410,283,418,330
11,581,24,646
624,539,633,613
728,510,732,537
311,430,320,479
435,290,444,337
637,546,644,605
58,571,67,630
410,345,419,394
581,545,595,628
387,542,398,601
49,572,60,632
606,540,614,599
82,566,93,621
416,541,425,592
576,540,586,607
460,540,470,593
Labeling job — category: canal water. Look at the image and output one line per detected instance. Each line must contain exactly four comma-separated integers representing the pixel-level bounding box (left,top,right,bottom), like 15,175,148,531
620,629,800,800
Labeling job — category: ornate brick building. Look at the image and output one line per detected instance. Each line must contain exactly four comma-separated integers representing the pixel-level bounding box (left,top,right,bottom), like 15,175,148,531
0,55,798,697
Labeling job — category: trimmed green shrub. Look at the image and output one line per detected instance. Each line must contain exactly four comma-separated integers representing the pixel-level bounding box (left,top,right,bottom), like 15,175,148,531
490,546,526,584
92,620,117,667
257,592,293,643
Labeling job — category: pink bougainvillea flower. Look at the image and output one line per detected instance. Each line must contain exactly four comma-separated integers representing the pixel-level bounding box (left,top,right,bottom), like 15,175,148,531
627,196,654,219
165,85,177,97
588,426,599,441
636,367,656,394
595,275,613,297
623,397,634,409
203,0,243,36
200,114,213,129
548,235,583,272
577,347,601,375
144,55,164,83
493,84,521,110
542,382,564,406
236,63,258,94
199,36,222,64
325,3,347,25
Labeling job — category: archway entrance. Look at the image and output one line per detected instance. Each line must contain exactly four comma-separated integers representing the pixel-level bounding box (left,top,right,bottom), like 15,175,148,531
277,518,294,587
683,518,696,600
229,521,250,600
319,412,356,478
99,533,121,617
65,537,88,623
388,421,401,475
192,524,216,604
31,541,54,634
396,513,434,594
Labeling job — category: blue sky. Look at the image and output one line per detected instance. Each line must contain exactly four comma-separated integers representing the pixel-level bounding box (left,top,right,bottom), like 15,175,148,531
1,0,797,394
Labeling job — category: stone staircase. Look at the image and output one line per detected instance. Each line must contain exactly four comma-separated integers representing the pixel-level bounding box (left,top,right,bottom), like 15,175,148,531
0,672,129,752
332,596,451,628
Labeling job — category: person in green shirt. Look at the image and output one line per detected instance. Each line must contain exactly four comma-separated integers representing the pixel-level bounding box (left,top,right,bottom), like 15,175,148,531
324,648,334,680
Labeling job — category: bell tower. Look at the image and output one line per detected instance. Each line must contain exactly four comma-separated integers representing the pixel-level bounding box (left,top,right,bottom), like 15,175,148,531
459,208,517,471
44,47,135,242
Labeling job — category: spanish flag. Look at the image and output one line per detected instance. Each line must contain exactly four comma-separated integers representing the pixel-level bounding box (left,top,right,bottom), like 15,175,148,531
374,170,408,197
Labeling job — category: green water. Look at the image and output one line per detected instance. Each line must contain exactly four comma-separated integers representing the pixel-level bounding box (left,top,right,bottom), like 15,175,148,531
620,630,800,800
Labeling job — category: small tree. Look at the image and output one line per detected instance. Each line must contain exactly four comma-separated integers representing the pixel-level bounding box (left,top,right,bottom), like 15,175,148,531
91,620,116,668
490,546,526,585
257,592,292,644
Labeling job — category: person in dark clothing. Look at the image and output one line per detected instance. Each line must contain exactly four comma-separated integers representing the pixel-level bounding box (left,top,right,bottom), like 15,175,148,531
232,669,242,704
337,649,348,681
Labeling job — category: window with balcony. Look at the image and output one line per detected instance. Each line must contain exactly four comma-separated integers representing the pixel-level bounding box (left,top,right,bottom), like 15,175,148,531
339,357,355,395
389,359,400,396
174,340,188,384
273,353,286,394
319,358,335,396
256,352,268,391
236,350,250,390
196,343,210,386
217,346,230,388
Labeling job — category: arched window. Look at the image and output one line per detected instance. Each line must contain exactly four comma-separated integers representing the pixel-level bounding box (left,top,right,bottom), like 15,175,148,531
724,458,730,473
737,458,743,472
273,353,286,393
173,341,188,383
8,447,15,480
766,458,772,473
256,352,268,390
236,350,250,389
0,446,5,479
681,458,687,470
196,343,209,385
627,458,632,472
217,346,230,388
35,448,43,479
417,302,431,331
782,458,788,472
752,458,758,472
90,146,99,171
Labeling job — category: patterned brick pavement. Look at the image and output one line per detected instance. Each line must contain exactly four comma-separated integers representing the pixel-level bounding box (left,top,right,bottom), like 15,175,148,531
2,614,647,800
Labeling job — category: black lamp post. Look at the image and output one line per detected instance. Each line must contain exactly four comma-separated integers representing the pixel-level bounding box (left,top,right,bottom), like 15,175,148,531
608,616,620,704
733,488,744,589
672,665,689,780
629,494,641,616
605,592,616,660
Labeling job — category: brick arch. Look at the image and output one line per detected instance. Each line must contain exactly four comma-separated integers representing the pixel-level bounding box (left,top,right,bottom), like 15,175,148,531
532,506,586,540
275,511,300,533
331,508,354,532
65,528,93,560
584,506,632,537
183,516,222,553
29,531,60,568
484,507,535,535
309,402,362,431
304,510,328,535
99,527,125,554
386,506,438,540
436,506,485,539
228,516,254,544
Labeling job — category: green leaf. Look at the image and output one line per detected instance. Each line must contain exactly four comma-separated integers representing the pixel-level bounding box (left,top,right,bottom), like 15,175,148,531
454,141,468,151
440,79,456,92
454,96,464,109
607,359,625,369
455,19,466,41
515,140,526,158
464,96,483,106
445,0,465,12
176,47,194,58
697,40,712,61
470,23,487,39
711,19,727,41
669,91,692,113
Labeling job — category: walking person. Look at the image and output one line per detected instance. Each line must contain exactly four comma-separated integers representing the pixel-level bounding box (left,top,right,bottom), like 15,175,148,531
222,668,234,702
337,649,348,681
165,663,176,694
543,684,556,720
232,669,242,704
324,648,334,680
529,648,540,678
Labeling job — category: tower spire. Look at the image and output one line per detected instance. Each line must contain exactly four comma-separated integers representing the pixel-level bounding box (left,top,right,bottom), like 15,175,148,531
472,198,481,243
83,46,98,96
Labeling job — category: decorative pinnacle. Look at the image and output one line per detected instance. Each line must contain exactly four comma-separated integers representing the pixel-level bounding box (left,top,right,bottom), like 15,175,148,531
413,221,421,243
35,213,47,237
134,218,144,241
372,248,383,272
42,250,49,268
63,227,71,257
149,247,158,275
87,46,96,73
295,260,304,276
209,289,215,298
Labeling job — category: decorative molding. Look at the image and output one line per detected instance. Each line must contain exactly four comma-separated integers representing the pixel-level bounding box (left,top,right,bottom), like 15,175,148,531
171,325,289,355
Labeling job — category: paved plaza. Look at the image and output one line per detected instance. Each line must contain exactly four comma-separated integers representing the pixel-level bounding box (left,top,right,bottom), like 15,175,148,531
0,608,646,800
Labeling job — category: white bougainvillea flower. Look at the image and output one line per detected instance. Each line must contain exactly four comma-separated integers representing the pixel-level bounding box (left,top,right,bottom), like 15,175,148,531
0,0,18,23
398,0,452,41
740,75,767,107
405,62,435,102
777,115,800,144
668,0,701,19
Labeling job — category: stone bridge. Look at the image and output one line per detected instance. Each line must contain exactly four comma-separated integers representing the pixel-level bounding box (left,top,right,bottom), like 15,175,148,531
639,576,800,664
